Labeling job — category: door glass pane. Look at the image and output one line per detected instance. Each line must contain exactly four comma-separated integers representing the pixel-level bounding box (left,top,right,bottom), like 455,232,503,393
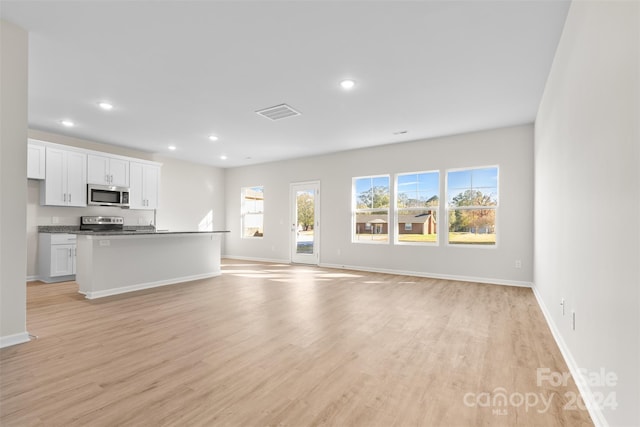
296,190,314,254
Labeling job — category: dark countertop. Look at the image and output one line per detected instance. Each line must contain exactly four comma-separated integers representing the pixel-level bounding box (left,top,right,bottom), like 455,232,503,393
38,225,229,236
72,230,230,236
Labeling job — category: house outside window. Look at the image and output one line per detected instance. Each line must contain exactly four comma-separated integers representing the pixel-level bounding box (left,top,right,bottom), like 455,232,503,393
395,171,439,244
446,166,498,245
353,175,390,243
241,186,264,238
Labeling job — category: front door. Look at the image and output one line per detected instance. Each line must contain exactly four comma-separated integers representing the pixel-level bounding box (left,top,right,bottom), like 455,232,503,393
290,181,320,264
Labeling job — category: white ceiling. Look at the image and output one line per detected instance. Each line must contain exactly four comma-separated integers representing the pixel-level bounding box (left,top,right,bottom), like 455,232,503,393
1,1,570,168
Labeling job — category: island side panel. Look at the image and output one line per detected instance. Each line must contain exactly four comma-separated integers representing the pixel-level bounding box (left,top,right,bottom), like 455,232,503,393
75,235,94,295
78,233,222,299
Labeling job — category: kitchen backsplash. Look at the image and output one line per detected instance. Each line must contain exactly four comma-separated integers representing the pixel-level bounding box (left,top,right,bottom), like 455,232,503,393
38,225,156,233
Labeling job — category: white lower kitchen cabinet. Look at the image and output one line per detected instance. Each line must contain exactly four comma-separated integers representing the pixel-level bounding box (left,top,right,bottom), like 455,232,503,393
38,233,77,282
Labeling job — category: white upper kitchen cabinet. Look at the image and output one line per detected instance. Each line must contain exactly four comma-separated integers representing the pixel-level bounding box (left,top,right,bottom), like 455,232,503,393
129,161,160,209
41,147,87,207
87,154,129,187
27,140,46,179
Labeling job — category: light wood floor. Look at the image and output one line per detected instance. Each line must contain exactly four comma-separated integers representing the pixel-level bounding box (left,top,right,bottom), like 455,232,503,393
1,260,592,426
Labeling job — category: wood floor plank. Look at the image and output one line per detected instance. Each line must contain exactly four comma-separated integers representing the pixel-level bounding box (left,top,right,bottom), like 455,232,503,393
0,260,593,426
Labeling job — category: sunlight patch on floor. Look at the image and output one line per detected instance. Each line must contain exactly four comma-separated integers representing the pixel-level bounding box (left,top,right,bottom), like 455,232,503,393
271,278,332,283
317,273,362,279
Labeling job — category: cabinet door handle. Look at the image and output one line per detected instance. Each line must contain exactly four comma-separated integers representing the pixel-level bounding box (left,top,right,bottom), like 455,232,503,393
69,193,72,203
63,193,67,202
69,248,72,258
111,174,114,183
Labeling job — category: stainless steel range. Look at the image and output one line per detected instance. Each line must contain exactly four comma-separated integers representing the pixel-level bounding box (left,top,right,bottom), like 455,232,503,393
80,216,124,232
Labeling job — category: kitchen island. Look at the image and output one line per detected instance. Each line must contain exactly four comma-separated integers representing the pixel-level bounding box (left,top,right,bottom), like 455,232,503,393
73,230,229,299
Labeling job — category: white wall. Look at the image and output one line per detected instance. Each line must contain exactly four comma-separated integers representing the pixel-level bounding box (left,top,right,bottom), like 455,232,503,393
225,124,534,285
0,20,29,347
534,1,639,426
26,130,226,279
155,156,226,234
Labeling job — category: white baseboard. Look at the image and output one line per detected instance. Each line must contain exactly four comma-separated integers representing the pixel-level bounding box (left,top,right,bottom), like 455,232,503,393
223,256,531,287
26,275,39,282
319,262,532,288
531,284,607,427
84,272,221,299
222,255,291,265
0,332,31,349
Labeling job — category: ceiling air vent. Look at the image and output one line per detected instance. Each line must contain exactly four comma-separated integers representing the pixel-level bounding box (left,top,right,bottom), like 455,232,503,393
255,104,301,121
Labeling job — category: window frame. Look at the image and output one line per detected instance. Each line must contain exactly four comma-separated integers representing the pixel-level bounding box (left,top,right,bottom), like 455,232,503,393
352,174,391,245
445,166,499,248
394,170,440,246
240,185,265,239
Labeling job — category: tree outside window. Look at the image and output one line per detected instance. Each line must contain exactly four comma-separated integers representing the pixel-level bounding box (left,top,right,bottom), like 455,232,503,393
446,167,498,245
396,171,439,244
353,175,390,243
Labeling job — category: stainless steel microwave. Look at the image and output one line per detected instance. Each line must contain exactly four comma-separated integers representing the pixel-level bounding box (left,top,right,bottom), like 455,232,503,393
87,184,130,208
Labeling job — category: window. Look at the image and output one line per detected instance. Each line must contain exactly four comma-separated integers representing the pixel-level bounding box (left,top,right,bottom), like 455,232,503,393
241,186,264,238
353,175,390,243
396,171,439,244
446,167,498,245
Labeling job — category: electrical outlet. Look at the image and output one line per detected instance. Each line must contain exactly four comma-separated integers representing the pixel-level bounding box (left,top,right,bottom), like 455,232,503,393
99,240,110,247
337,249,341,256
52,216,59,224
515,259,522,268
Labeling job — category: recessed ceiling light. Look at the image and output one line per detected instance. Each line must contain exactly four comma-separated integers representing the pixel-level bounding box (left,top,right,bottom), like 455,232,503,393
340,79,356,90
208,135,219,142
393,130,408,135
61,120,75,127
98,101,113,111
220,155,227,160
168,145,176,151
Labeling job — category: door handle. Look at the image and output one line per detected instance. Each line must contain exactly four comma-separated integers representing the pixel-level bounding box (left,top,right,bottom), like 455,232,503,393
69,193,72,203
